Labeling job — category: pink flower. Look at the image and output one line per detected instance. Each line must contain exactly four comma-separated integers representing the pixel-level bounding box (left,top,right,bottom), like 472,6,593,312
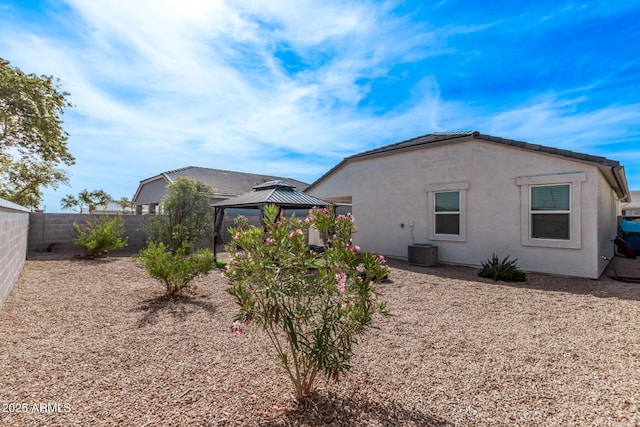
224,259,238,274
229,320,245,336
349,245,361,254
310,206,331,218
356,265,365,273
289,229,303,238
335,272,347,293
265,238,275,246
341,301,354,310
234,231,243,240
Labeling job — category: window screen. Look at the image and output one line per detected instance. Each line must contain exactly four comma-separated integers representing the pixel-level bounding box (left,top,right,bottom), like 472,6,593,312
435,191,460,235
435,192,460,212
530,184,570,240
531,185,569,211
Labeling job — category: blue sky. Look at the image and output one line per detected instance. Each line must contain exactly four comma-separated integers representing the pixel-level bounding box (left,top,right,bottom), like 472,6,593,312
1,0,639,212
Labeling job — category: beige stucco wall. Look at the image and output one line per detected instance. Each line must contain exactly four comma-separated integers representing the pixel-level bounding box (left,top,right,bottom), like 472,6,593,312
596,173,619,276
134,178,168,205
309,139,619,278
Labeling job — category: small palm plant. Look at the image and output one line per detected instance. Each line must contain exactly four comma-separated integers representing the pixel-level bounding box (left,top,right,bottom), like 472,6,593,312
478,254,526,282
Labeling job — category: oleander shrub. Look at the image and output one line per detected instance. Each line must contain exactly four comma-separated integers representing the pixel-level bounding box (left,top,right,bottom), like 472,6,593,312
137,242,216,295
138,177,218,295
224,204,390,401
73,215,128,258
478,253,527,282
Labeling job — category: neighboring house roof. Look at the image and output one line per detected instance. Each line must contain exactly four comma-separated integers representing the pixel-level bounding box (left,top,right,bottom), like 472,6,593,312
133,166,309,203
213,180,329,209
306,131,630,202
622,190,640,211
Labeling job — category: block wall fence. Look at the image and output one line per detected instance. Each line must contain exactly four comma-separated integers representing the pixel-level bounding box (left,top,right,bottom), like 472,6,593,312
0,199,30,309
1,209,242,310
27,212,240,254
28,213,148,254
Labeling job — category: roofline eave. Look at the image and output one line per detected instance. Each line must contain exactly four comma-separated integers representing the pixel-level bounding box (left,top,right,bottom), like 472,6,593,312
132,174,172,203
611,165,631,202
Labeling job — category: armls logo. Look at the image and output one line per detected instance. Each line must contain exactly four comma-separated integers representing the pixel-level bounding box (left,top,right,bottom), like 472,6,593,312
30,403,72,413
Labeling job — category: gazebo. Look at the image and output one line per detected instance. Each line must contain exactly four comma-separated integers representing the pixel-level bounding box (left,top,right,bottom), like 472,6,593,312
212,180,330,259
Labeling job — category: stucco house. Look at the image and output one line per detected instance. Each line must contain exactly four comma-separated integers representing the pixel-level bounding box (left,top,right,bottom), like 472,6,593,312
622,191,640,218
306,131,630,279
132,166,308,214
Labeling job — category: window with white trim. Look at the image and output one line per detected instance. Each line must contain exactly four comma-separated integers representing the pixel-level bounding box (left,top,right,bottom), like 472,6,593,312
516,172,585,249
530,184,570,240
426,181,468,242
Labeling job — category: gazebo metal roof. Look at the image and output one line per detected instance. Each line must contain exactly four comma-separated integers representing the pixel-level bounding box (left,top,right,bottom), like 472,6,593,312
212,180,330,259
212,180,329,209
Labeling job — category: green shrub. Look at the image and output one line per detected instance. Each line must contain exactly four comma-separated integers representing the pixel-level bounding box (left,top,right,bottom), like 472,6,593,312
232,214,250,230
73,215,128,258
478,254,526,282
142,177,214,254
225,204,390,400
137,242,216,295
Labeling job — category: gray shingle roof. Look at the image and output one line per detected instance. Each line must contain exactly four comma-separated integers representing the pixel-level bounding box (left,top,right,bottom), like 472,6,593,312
213,180,329,208
307,131,628,200
346,131,620,167
144,166,309,197
348,131,477,160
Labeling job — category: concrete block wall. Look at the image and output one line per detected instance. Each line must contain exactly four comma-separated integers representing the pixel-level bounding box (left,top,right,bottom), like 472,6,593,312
0,199,30,309
28,213,148,254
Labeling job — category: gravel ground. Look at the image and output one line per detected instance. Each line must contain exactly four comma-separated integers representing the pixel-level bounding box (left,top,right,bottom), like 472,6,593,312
1,253,639,426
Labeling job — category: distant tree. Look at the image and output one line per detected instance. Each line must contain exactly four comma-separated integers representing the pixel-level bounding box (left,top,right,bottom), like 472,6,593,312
143,177,215,253
60,189,112,213
138,178,217,296
0,57,75,208
116,196,135,214
80,189,111,213
60,194,81,213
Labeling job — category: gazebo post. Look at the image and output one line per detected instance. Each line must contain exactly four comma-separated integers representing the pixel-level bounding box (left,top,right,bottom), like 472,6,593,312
213,206,225,261
259,204,265,227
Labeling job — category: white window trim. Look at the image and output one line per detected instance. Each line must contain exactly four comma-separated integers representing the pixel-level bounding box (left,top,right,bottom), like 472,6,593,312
425,181,469,242
516,172,585,249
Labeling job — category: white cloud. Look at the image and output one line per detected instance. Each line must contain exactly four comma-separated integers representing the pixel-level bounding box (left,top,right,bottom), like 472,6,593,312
482,96,640,153
2,0,639,209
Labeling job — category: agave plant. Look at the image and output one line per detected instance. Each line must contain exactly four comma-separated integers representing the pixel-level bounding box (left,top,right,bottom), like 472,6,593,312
478,254,526,282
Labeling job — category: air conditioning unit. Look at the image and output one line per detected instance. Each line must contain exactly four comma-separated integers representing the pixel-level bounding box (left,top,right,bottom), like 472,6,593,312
408,244,438,266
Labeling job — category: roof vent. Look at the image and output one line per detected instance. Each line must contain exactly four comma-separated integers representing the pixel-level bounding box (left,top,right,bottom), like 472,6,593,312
252,180,296,191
